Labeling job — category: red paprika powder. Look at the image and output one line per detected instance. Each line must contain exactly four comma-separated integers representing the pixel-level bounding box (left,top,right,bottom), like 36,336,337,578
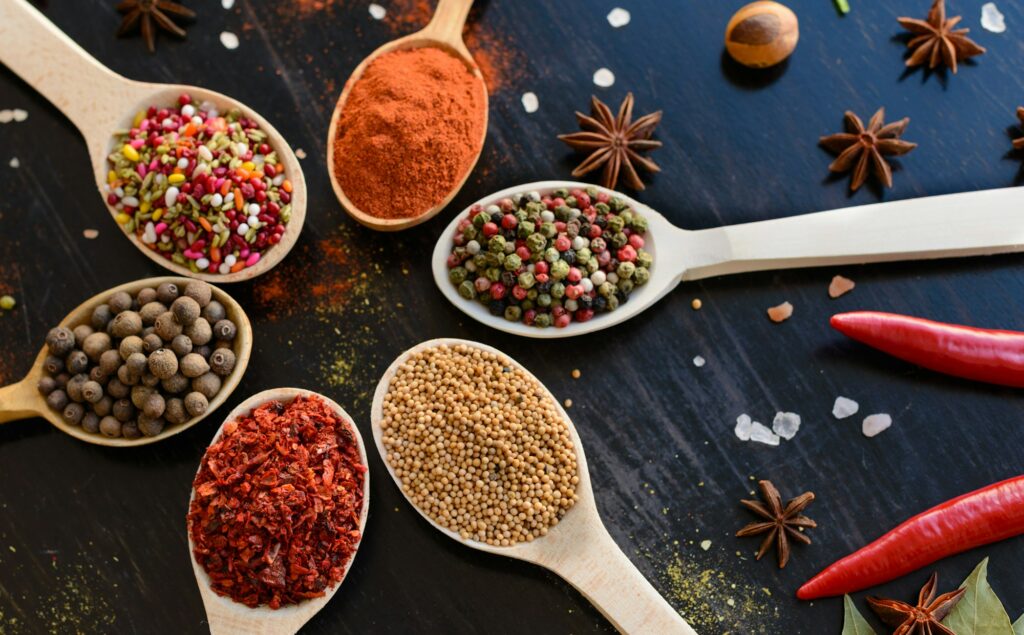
187,395,367,609
332,46,487,219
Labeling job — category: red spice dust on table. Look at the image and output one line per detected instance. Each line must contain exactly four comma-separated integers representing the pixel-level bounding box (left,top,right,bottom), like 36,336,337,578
187,395,366,609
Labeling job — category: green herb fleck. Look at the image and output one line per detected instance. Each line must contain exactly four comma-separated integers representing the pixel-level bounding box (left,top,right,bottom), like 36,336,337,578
834,0,850,14
842,595,876,635
942,558,1014,635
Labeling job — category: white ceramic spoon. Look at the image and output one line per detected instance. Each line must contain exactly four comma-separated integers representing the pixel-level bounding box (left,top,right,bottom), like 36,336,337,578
187,388,370,635
0,0,306,283
371,339,697,635
433,181,1024,338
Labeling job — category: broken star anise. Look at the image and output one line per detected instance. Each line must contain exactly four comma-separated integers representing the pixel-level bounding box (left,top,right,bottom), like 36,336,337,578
736,480,816,569
898,0,986,74
820,108,918,192
558,93,662,191
867,572,965,635
116,0,196,53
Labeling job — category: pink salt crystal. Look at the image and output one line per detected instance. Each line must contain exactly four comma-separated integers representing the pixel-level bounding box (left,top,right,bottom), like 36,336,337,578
767,301,793,323
829,275,855,299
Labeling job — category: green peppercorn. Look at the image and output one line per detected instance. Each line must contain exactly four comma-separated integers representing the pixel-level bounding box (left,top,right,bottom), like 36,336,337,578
555,205,572,222
534,313,552,328
458,281,476,300
610,232,628,249
472,254,488,270
485,267,501,283
504,254,522,271
598,282,616,297
156,282,180,304
517,272,536,289
449,267,468,285
504,306,522,322
595,202,610,215
610,196,627,211
634,266,651,285
618,279,634,294
45,327,75,357
550,260,570,280
629,215,648,233
551,282,566,299
472,211,489,228
586,257,600,273
606,294,620,311
553,188,569,198
540,222,557,239
636,250,653,270
518,221,535,238
527,289,539,301
617,262,636,279
537,294,552,308
487,235,506,254
577,247,592,263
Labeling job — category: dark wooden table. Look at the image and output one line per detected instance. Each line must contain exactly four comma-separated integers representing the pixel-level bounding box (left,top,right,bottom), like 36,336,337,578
2,0,1024,633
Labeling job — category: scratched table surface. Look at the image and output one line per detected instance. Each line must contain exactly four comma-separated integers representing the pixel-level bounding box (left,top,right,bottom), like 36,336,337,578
2,0,1024,633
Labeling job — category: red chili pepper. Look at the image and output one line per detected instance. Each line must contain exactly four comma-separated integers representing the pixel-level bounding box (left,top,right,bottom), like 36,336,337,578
831,311,1024,388
798,475,1024,599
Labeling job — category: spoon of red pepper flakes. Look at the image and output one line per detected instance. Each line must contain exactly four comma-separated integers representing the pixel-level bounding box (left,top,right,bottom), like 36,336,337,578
0,0,307,283
798,474,1024,599
186,388,369,633
831,311,1024,388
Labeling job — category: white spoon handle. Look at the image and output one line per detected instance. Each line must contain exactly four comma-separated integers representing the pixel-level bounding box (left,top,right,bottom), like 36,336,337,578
0,0,126,132
680,187,1024,280
546,525,697,635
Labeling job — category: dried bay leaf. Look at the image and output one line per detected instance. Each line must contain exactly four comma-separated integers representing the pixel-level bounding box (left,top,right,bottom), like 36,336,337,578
942,558,1014,635
842,595,876,635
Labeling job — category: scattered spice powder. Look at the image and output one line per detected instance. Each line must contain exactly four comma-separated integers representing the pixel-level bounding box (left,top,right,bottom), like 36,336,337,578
188,395,367,609
332,47,486,220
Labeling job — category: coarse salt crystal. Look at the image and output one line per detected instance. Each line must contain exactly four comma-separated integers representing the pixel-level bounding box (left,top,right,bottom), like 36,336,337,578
767,301,793,323
607,8,631,28
12,109,27,122
772,412,800,440
8,157,19,169
862,414,892,438
700,540,712,551
83,229,99,239
829,275,855,298
220,32,240,50
749,422,780,446
521,92,539,113
832,396,859,419
734,414,753,441
222,0,234,8
693,355,706,368
369,3,386,20
593,68,615,88
981,3,1006,33
295,148,307,159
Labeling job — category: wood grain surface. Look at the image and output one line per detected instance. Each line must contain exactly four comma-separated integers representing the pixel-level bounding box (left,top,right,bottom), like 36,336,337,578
2,0,1024,633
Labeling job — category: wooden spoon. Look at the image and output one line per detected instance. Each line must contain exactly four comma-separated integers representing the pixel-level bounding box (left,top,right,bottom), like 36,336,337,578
371,339,697,635
0,277,252,447
326,0,488,232
187,388,370,635
0,0,306,282
433,180,1024,338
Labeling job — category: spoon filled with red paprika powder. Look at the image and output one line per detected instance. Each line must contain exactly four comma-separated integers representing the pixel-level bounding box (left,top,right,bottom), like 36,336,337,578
327,0,488,232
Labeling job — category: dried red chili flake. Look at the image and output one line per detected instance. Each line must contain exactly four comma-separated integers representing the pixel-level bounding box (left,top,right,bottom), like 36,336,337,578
187,395,366,609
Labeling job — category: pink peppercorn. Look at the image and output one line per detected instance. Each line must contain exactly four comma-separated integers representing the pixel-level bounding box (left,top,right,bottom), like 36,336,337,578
576,309,595,322
523,310,537,326
535,273,550,284
576,192,591,208
566,268,582,283
501,215,518,230
447,254,462,268
554,314,571,328
490,283,506,300
629,234,645,249
597,192,610,203
474,278,491,293
516,246,531,260
512,285,528,301
554,236,571,251
565,285,583,300
482,222,499,238
617,245,638,262
534,261,549,275
589,225,603,239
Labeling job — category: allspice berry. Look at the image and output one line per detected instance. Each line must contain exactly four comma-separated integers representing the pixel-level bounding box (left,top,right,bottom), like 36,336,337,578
43,355,64,375
108,291,133,314
165,398,188,425
136,287,157,306
93,396,113,417
82,412,100,434
122,420,142,440
725,1,798,69
209,348,236,377
180,353,210,378
45,327,75,357
81,380,104,404
99,349,122,376
99,415,122,437
46,389,69,411
66,374,88,402
161,373,189,394
202,301,226,323
82,332,112,362
138,416,165,437
62,402,85,426
112,398,135,422
184,318,212,346
183,281,212,308
148,349,179,379
72,325,94,344
89,366,109,385
154,311,183,341
192,372,221,399
213,319,237,342
139,301,167,326
66,350,89,374
170,334,193,357
171,296,200,327
91,304,113,330
110,311,143,338
156,282,180,305
142,333,163,354
184,391,209,417
119,335,144,360
131,385,155,409
143,392,166,419
126,352,148,376
117,364,139,387
108,378,130,399
37,376,58,396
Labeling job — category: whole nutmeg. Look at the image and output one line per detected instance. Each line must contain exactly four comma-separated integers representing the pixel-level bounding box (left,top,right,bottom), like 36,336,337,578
119,335,144,360
107,378,130,399
725,1,798,69
91,304,113,330
165,398,188,425
209,348,236,377
161,372,190,394
135,287,157,306
154,312,183,341
170,334,193,357
43,355,64,375
82,332,112,362
62,402,85,426
45,327,76,357
183,281,212,308
72,324,94,344
180,353,210,378
81,380,104,404
148,348,179,379
108,291,133,314
139,301,167,326
46,389,69,411
122,420,142,440
99,349,122,376
93,395,113,417
184,318,212,346
137,416,165,437
202,301,226,324
110,311,143,338
171,296,201,327
112,398,135,422
143,392,166,418
192,372,222,399
126,352,148,376
213,319,237,342
66,350,89,375
184,391,209,417
156,282,180,305
142,333,163,354
99,416,122,438
82,412,100,434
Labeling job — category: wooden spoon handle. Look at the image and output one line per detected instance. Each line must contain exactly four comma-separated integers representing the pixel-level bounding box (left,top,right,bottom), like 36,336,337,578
680,187,1024,280
546,525,697,634
423,0,474,44
0,379,44,425
0,0,127,132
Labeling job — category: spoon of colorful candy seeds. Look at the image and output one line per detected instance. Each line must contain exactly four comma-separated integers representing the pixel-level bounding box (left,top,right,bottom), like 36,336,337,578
0,0,306,283
434,181,1024,338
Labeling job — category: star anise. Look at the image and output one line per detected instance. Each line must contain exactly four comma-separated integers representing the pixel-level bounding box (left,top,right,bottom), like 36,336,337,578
820,108,918,192
116,0,196,53
1013,107,1024,152
897,0,986,74
735,480,816,568
867,572,965,635
558,93,662,191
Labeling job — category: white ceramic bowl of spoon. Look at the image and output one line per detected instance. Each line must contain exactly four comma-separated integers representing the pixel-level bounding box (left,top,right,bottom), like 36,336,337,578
0,277,252,447
433,181,1024,338
187,388,370,635
0,0,306,283
371,338,697,634
326,0,488,232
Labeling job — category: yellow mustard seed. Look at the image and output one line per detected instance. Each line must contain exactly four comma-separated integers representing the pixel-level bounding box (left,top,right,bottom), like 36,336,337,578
691,298,702,310
571,369,581,379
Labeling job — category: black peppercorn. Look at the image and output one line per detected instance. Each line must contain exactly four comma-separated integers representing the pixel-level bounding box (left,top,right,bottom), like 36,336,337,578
45,327,75,357
488,300,505,316
593,296,608,312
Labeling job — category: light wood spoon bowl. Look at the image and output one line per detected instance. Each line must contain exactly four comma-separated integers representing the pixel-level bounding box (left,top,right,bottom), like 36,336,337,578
371,338,697,634
326,0,488,232
0,0,306,282
0,277,252,447
187,388,370,635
